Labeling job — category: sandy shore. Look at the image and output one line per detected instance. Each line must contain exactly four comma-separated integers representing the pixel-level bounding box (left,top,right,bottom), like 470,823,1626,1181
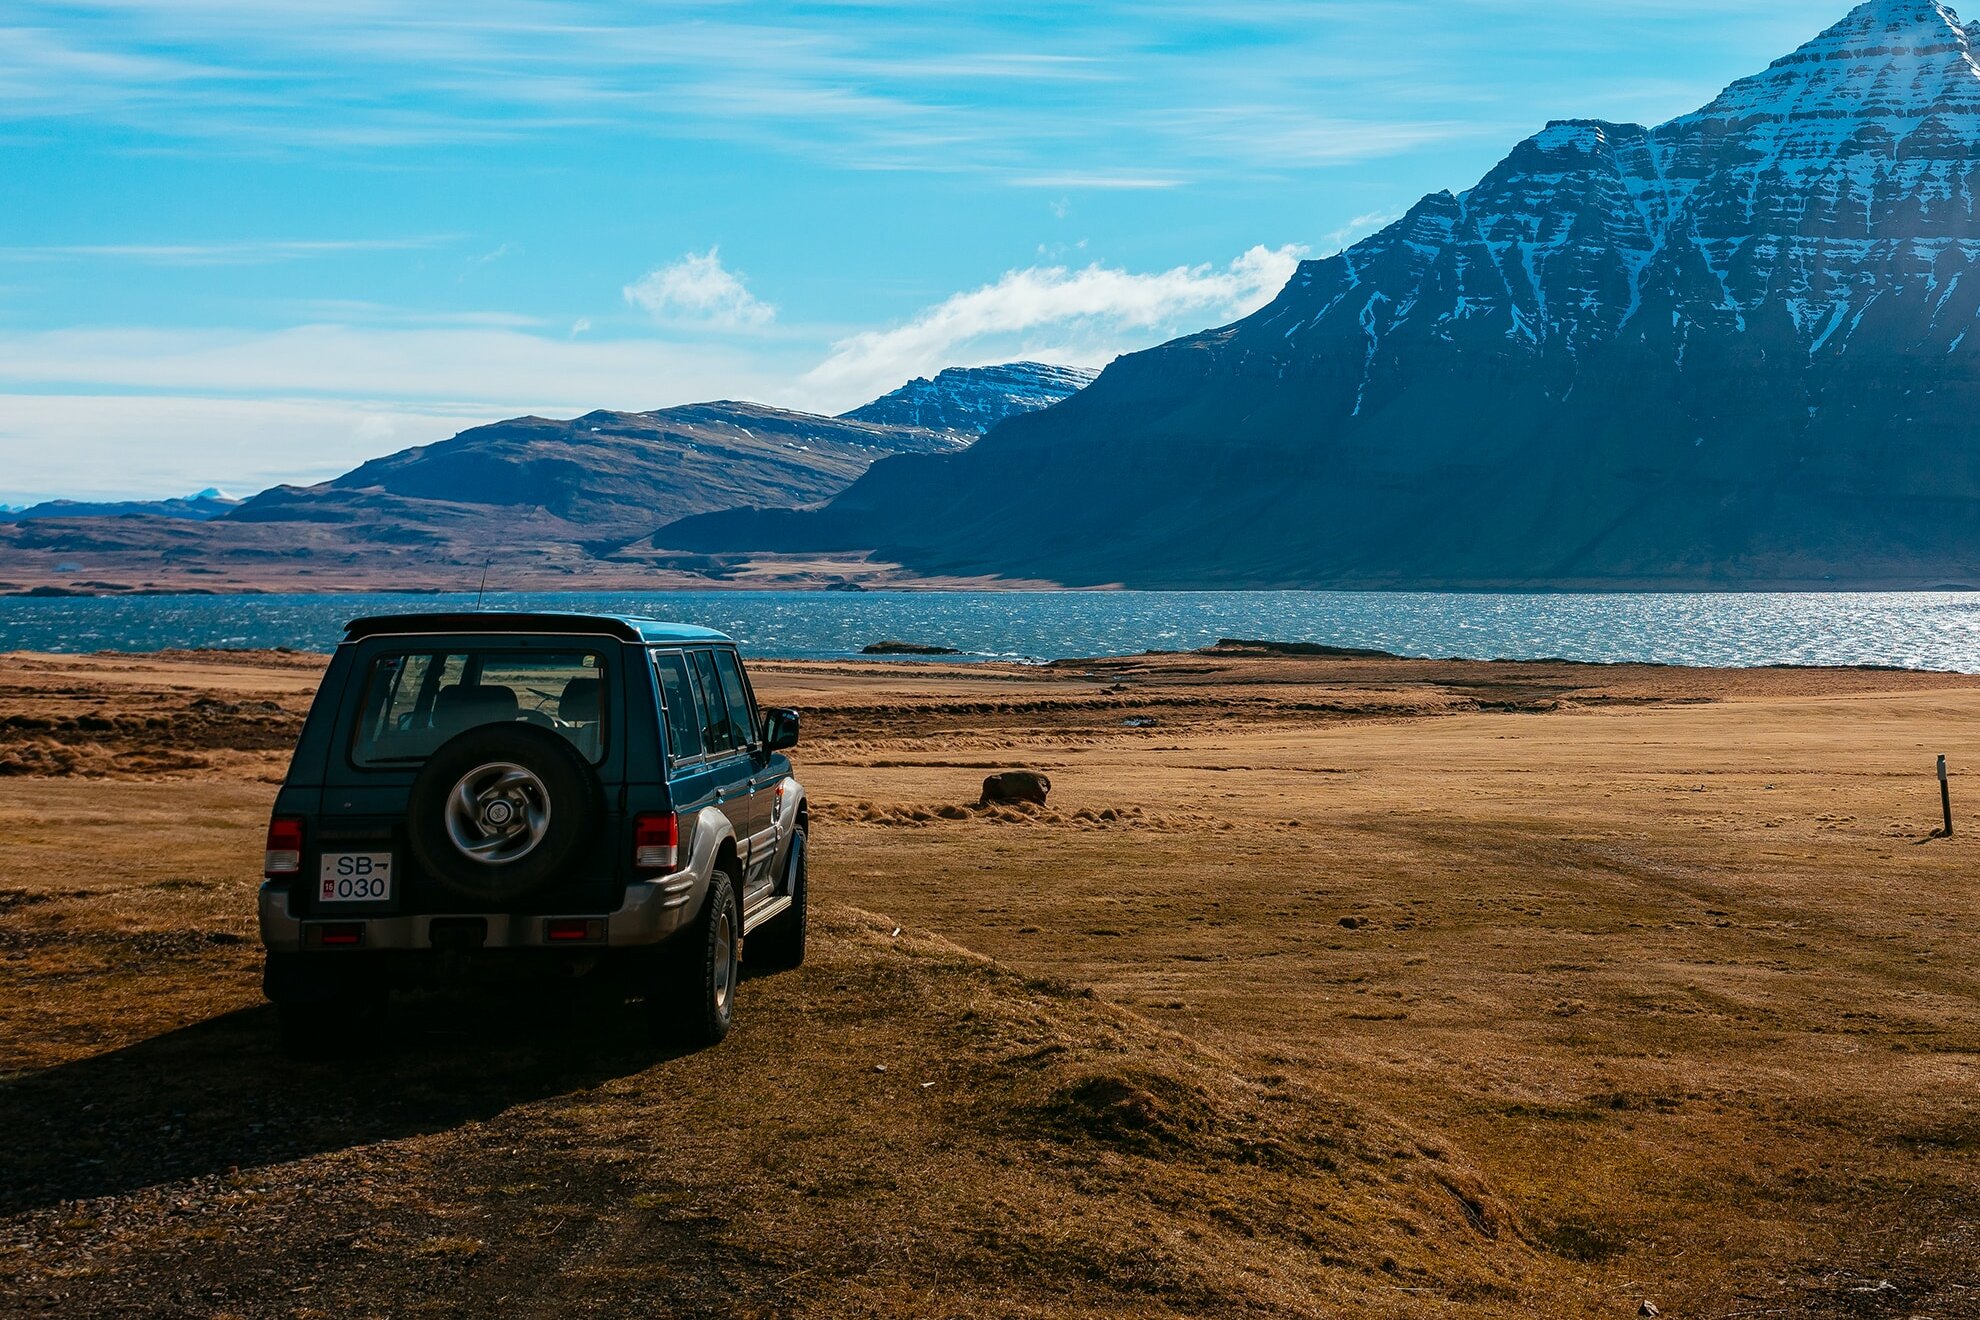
3,647,1978,1316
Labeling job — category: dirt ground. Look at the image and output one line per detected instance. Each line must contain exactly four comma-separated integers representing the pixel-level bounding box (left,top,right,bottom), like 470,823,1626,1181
2,646,1978,1317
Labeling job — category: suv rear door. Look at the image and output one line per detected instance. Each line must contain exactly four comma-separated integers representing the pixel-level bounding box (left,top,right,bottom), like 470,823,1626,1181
314,634,627,916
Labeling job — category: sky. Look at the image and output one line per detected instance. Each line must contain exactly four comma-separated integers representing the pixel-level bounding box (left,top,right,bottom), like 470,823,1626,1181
0,0,1842,505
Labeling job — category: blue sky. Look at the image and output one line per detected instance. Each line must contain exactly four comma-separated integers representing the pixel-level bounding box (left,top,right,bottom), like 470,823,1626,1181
0,0,1839,504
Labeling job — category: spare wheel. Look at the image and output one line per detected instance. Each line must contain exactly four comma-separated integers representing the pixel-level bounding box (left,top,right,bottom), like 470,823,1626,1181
407,723,601,904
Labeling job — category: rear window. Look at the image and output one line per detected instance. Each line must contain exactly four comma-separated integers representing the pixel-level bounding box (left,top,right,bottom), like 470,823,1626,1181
351,648,608,767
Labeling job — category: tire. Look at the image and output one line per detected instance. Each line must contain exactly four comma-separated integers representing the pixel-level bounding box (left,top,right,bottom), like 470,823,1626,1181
406,723,601,905
649,868,740,1049
748,825,807,972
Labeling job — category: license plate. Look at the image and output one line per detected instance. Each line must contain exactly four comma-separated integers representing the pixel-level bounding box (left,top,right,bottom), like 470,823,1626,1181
318,852,393,904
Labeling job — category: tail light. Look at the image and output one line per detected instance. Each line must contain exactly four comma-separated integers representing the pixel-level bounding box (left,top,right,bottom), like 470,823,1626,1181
264,816,303,877
633,812,679,872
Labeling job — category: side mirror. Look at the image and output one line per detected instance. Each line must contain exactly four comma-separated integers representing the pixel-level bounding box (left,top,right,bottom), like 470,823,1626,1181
761,708,800,752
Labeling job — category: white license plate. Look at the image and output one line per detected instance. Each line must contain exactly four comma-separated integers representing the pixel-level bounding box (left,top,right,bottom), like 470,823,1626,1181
318,852,394,904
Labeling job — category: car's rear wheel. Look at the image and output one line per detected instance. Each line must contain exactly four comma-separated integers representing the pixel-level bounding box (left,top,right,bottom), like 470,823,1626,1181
749,826,807,971
649,867,740,1048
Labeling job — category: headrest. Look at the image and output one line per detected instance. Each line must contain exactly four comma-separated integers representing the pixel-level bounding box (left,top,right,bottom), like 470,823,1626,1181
434,683,519,729
558,677,601,723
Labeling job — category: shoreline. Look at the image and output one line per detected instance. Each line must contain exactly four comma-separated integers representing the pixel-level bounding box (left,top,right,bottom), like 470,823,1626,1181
3,638,1978,678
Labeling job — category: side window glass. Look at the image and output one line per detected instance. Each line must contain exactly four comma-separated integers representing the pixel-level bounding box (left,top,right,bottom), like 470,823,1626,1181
691,650,735,755
713,650,756,749
652,651,703,764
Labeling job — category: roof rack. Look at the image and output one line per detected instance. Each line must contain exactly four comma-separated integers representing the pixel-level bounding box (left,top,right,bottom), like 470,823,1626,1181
342,613,732,645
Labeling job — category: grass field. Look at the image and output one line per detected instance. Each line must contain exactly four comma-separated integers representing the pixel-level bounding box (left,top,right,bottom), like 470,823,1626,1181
3,647,1977,1316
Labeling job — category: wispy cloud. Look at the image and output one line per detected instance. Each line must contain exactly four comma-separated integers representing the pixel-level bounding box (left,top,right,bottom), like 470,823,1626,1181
0,0,1533,177
0,322,787,405
0,237,454,266
805,244,1307,404
0,394,492,505
623,248,777,330
0,320,798,500
1011,174,1186,190
1323,210,1404,254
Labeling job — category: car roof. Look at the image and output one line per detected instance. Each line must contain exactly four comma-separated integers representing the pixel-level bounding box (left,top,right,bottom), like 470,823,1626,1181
342,612,734,646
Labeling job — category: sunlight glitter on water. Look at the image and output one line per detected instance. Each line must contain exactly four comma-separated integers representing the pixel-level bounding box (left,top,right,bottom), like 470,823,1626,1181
3,590,1980,672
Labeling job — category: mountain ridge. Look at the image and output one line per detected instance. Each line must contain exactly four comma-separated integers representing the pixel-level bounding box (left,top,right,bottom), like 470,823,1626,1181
658,0,1980,590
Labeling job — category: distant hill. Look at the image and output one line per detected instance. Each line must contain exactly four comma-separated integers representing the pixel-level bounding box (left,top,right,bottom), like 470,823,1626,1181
0,489,239,523
226,404,971,542
839,362,1098,436
221,361,1096,542
0,363,1094,593
661,0,1980,591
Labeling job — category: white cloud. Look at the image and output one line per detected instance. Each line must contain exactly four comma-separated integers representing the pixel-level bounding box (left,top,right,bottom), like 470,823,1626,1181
0,242,1310,499
622,248,777,330
803,244,1307,405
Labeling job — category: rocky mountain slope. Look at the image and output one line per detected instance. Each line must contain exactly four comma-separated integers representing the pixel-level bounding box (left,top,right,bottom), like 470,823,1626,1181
840,362,1098,435
662,0,1980,589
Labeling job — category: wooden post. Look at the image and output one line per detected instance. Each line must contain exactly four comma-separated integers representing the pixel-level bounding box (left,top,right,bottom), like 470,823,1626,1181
1940,755,1953,838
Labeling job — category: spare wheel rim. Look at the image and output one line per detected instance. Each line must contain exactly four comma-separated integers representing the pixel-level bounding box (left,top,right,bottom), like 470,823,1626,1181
445,761,553,865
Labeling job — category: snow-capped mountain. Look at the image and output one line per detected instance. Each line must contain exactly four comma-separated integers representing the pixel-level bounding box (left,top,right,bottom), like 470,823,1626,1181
838,362,1096,435
1267,0,1980,375
665,0,1980,589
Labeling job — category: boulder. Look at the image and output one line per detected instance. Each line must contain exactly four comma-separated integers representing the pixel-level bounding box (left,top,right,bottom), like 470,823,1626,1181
981,771,1051,807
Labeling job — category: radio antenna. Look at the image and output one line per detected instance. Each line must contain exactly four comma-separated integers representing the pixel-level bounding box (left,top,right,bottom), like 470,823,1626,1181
474,559,492,610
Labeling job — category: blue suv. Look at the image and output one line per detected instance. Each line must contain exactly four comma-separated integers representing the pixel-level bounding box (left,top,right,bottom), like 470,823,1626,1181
258,612,807,1051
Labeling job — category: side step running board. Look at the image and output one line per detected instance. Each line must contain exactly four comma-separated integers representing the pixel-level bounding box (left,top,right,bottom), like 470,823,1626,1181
741,894,792,936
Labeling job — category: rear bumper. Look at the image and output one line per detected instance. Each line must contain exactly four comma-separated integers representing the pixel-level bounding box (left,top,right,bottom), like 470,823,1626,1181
258,872,699,953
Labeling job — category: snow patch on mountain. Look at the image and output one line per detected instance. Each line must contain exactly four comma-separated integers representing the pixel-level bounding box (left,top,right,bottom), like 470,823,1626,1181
839,362,1098,435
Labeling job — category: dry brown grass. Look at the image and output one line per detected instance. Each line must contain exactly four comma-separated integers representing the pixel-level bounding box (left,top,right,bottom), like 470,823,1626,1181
3,648,1978,1316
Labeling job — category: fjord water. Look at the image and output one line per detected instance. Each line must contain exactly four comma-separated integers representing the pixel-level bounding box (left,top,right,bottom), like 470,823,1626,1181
2,591,1978,671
